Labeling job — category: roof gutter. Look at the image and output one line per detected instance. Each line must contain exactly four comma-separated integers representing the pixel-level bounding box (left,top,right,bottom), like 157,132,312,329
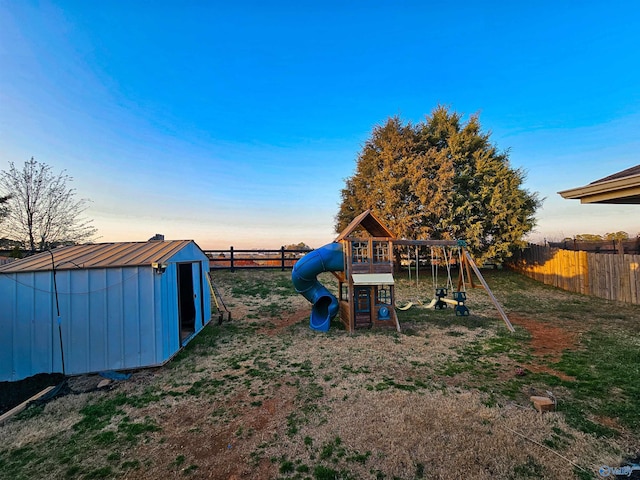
558,174,640,204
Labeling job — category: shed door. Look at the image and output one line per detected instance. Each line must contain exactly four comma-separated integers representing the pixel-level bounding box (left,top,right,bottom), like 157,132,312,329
178,263,202,344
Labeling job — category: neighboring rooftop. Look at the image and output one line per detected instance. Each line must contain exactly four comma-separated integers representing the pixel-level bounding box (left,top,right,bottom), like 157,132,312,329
591,164,640,184
558,164,640,204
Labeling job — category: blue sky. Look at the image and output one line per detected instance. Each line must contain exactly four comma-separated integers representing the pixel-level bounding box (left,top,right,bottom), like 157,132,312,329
1,1,639,248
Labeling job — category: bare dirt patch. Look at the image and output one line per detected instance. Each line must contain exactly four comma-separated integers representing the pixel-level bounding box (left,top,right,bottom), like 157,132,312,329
258,307,309,336
509,314,580,361
132,386,298,480
509,314,581,380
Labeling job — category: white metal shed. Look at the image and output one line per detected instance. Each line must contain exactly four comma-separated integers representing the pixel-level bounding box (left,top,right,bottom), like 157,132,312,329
0,240,212,381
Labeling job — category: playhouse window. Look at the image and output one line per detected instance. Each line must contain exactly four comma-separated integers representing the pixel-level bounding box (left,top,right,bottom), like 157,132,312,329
373,242,389,263
352,241,369,263
376,285,391,305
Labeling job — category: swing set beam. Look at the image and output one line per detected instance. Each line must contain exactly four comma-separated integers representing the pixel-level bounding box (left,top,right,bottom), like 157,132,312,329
394,240,459,247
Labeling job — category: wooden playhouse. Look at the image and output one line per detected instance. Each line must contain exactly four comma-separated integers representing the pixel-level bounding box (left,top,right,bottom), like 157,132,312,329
334,210,400,332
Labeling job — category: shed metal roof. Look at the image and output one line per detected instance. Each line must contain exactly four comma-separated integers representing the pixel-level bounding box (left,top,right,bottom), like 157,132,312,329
0,240,199,273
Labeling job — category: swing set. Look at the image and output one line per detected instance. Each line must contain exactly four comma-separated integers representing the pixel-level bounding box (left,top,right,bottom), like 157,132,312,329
394,239,514,332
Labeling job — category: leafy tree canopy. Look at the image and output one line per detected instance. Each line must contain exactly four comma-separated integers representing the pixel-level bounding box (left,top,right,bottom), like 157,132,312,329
571,234,604,242
284,242,312,251
604,231,629,241
570,233,631,242
336,106,541,264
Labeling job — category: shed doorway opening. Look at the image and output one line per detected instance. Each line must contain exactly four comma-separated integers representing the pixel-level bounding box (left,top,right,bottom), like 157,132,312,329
178,263,196,344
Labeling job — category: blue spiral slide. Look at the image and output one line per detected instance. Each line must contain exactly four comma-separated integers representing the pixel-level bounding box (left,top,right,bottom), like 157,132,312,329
291,243,344,331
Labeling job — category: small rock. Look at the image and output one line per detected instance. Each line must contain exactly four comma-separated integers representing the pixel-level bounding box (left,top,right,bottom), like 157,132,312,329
97,379,112,389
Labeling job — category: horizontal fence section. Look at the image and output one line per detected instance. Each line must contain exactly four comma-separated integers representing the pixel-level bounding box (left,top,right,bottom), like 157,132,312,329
205,247,311,271
509,244,640,304
548,238,640,254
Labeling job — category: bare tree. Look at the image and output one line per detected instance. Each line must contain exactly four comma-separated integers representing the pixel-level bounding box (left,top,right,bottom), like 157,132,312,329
0,194,9,221
0,158,97,251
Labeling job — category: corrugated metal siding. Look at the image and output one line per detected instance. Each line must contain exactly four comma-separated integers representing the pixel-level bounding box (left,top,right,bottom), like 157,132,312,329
0,272,54,380
0,267,165,379
161,264,180,359
0,240,211,381
54,267,162,375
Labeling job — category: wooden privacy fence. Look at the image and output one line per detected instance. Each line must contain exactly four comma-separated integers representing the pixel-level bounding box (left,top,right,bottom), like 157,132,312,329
509,244,640,304
205,247,310,271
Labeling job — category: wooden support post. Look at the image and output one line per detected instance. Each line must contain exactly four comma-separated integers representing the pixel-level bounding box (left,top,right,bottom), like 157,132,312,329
466,257,478,288
415,246,419,286
457,253,478,291
463,250,515,333
0,386,56,424
392,309,401,333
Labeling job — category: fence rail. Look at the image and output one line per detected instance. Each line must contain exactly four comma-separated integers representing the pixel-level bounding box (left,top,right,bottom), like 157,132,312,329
509,244,640,304
548,238,640,254
205,247,311,271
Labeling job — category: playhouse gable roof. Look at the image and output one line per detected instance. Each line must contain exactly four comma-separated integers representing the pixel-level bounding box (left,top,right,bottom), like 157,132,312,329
0,240,203,273
335,209,395,241
558,164,640,204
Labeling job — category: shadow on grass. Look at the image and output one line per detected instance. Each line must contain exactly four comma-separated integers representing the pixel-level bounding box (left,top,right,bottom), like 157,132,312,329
398,306,492,330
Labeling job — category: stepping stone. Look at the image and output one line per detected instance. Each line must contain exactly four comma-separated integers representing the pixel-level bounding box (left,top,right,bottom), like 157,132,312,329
530,395,555,413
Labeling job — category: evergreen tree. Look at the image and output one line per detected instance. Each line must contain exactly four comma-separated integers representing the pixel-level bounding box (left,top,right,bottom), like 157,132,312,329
336,106,540,264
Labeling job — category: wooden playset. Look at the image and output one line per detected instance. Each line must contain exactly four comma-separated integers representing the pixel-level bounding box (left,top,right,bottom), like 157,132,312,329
329,210,514,333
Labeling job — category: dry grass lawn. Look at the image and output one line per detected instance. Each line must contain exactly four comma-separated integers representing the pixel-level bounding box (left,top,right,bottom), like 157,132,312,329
0,268,638,480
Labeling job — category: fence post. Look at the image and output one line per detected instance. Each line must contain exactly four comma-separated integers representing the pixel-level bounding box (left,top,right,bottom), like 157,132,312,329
281,246,285,271
230,246,234,272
